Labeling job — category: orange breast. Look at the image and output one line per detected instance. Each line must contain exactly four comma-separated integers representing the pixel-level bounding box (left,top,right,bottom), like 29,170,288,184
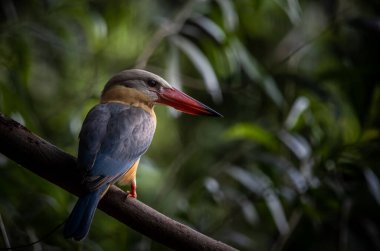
118,159,140,185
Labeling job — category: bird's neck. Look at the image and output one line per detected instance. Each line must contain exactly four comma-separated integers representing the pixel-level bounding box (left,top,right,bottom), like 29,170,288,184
101,86,155,115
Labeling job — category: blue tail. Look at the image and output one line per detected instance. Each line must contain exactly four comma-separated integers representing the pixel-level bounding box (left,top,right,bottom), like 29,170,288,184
64,187,106,240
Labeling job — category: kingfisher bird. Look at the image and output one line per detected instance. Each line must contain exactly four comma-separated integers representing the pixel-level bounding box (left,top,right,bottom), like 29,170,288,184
63,69,221,240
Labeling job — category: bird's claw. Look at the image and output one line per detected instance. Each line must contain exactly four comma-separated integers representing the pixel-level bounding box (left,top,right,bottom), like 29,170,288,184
126,182,137,198
127,190,137,198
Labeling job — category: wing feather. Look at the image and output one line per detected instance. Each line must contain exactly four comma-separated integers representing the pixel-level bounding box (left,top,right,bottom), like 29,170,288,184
77,103,155,191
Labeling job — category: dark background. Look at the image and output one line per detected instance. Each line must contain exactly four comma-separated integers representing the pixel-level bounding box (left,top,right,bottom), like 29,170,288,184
1,0,380,250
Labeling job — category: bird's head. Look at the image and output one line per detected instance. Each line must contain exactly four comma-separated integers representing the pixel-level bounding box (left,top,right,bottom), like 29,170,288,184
101,69,222,117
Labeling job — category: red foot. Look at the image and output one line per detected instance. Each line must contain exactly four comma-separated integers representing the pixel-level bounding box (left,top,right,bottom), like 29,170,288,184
127,183,137,198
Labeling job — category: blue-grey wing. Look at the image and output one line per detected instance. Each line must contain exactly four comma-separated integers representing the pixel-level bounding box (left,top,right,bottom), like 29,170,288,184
77,105,110,172
78,103,155,191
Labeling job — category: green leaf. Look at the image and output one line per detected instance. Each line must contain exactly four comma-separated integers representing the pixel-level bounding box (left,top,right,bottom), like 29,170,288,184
215,0,238,31
275,0,302,25
171,35,223,103
225,123,279,151
189,15,226,43
285,96,310,129
230,39,284,106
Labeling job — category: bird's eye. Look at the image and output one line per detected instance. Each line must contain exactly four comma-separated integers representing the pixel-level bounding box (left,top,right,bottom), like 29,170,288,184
147,79,158,87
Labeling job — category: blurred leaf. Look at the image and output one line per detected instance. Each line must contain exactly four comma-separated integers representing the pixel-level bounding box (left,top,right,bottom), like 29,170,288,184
87,12,108,51
361,129,380,142
188,14,226,43
10,112,25,126
339,105,361,144
171,35,223,103
227,166,289,235
264,191,289,235
227,166,270,195
230,38,261,80
215,0,238,31
261,76,284,107
230,39,284,106
275,0,302,25
166,45,182,90
239,199,259,225
225,232,254,248
285,96,310,130
364,168,380,205
257,153,309,193
224,44,239,75
278,130,311,160
203,177,223,202
225,123,279,151
166,45,181,117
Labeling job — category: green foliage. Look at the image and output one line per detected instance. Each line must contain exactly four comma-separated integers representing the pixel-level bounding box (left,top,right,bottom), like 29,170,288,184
1,0,380,250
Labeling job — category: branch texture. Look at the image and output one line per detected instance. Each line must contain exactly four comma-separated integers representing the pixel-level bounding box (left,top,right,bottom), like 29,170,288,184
0,113,237,251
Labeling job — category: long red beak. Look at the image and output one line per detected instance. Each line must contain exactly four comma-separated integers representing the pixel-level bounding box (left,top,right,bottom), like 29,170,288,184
157,87,222,117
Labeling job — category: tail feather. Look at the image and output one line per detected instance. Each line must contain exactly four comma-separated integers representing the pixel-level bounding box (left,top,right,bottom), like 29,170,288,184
64,187,106,240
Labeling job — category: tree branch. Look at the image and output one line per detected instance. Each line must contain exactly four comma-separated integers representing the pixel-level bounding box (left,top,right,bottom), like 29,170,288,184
0,113,237,251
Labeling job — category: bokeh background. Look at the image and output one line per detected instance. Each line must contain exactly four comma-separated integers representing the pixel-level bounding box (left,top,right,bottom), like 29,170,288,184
1,0,380,250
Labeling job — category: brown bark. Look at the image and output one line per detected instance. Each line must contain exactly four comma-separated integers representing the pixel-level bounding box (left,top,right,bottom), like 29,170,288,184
0,113,237,251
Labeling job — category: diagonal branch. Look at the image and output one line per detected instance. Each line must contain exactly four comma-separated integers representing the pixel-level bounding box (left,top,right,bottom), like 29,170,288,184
0,113,237,251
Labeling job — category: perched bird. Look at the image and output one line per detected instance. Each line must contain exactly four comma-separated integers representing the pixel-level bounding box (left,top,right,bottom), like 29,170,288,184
63,69,221,240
